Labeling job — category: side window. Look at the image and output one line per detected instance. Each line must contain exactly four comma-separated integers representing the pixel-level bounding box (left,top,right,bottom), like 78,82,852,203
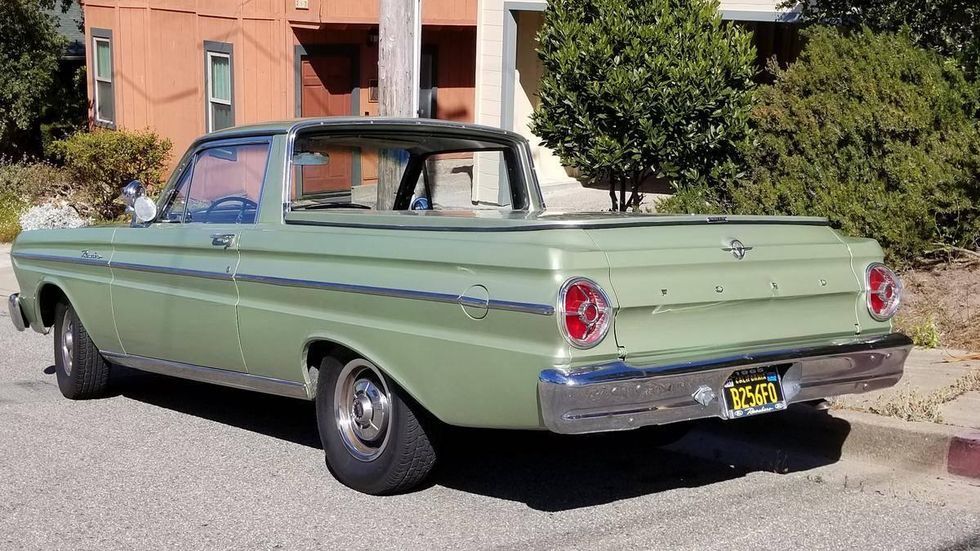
412,151,515,211
204,41,234,132
161,142,270,224
92,29,115,127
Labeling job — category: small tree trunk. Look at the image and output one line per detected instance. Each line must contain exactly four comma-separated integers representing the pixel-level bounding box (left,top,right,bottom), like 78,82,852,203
627,171,643,211
607,171,618,211
618,175,627,212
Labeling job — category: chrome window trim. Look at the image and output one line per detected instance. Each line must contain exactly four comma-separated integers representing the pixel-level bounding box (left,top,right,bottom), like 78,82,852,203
279,119,541,222
10,252,555,316
156,136,273,225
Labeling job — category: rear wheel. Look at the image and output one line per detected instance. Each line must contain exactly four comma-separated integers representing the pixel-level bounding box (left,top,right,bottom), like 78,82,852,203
316,355,437,495
53,301,110,399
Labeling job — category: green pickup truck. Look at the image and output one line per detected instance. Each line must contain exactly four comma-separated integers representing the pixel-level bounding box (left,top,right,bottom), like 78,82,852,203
7,118,910,494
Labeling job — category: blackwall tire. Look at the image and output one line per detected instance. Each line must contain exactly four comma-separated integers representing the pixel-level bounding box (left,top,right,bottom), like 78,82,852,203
316,355,438,495
53,301,111,400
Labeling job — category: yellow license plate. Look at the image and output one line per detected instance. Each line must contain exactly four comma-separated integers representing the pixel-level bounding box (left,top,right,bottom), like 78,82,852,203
723,366,787,418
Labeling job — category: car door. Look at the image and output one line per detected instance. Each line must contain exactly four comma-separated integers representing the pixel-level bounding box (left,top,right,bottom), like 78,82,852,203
110,137,272,371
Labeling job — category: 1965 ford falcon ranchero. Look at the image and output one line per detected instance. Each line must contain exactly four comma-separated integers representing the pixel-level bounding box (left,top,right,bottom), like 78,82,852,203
7,118,911,494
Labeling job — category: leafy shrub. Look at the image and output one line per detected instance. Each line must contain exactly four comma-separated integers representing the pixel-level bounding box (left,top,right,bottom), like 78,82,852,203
794,0,980,79
0,191,27,242
530,0,757,211
51,129,172,220
18,202,88,232
687,28,980,265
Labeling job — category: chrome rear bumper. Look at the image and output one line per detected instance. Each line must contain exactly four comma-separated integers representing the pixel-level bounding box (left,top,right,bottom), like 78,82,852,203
538,333,912,434
7,293,27,332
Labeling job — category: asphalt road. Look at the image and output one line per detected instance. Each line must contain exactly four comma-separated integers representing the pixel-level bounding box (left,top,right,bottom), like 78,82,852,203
1,315,978,551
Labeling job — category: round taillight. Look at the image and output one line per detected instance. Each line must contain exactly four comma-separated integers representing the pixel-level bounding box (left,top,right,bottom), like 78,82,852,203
558,277,612,348
866,263,902,321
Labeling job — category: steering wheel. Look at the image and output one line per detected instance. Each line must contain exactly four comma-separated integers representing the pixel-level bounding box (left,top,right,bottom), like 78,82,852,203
204,196,258,223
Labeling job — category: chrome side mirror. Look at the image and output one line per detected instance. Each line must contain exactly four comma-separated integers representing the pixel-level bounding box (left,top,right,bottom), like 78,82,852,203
121,180,157,224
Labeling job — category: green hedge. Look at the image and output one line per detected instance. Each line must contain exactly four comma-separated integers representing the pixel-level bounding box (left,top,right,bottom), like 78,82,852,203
51,129,172,220
664,27,980,265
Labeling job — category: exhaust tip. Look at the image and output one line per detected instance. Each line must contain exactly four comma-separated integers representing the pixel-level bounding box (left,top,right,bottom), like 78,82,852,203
811,399,833,411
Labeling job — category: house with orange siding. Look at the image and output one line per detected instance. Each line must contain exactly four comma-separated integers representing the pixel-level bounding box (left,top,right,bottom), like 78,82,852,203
80,0,799,205
80,0,477,171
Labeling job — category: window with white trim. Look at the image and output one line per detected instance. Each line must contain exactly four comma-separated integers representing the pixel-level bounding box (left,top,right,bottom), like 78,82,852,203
205,41,234,132
92,30,114,125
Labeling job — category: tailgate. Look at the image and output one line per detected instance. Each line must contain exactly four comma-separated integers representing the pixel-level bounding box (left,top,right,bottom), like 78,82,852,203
584,222,863,364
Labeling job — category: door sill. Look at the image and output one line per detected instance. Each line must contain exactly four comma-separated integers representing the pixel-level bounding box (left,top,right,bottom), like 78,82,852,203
101,352,311,400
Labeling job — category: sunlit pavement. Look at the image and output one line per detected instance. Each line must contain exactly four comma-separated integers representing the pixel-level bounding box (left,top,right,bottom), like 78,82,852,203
0,317,978,550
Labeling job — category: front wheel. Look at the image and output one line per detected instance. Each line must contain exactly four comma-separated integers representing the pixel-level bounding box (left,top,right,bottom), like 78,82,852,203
316,356,438,495
53,301,111,399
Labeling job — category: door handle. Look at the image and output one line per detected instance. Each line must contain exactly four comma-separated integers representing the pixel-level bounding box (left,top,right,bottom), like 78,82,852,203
210,233,236,248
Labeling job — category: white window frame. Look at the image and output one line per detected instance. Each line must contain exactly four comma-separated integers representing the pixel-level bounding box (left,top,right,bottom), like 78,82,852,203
92,32,114,126
204,42,234,133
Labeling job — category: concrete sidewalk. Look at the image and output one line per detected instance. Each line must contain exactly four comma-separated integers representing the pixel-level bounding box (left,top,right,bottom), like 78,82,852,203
0,243,17,297
835,347,980,429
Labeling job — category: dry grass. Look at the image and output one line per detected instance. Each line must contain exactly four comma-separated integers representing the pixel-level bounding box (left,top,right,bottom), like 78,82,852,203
896,264,980,352
867,369,980,423
0,191,26,243
896,314,942,348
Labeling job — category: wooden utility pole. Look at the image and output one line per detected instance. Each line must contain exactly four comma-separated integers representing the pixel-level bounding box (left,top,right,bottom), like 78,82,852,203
377,0,421,209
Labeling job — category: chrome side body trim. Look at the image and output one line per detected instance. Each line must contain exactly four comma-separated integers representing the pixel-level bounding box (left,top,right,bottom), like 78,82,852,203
7,294,27,332
11,252,555,316
12,252,110,267
538,333,912,434
234,273,555,316
235,272,462,303
482,298,554,316
102,351,311,400
110,261,235,281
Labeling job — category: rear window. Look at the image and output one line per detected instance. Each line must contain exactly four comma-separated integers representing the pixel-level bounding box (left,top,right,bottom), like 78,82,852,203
288,131,526,213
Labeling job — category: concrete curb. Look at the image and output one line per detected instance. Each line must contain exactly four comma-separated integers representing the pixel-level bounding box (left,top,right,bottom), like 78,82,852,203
682,405,980,481
831,409,979,479
946,430,980,479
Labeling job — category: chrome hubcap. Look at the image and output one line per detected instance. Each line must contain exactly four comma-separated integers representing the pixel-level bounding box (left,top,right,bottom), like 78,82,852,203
60,310,74,376
334,360,391,462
